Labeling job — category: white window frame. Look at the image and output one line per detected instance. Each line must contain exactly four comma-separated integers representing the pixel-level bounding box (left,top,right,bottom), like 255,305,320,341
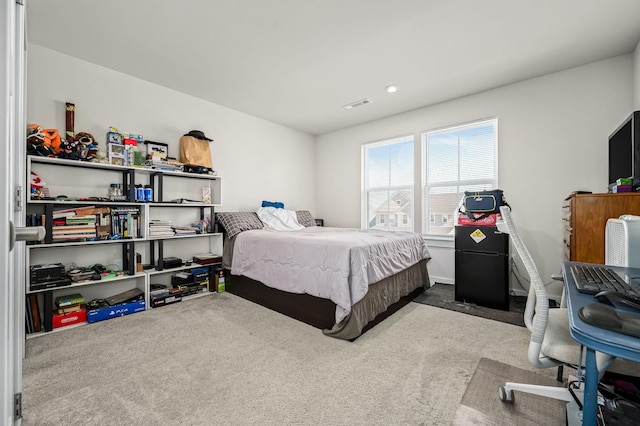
361,135,414,231
421,118,498,237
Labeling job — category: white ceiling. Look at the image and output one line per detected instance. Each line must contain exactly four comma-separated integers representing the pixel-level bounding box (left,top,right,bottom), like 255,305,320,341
26,0,640,136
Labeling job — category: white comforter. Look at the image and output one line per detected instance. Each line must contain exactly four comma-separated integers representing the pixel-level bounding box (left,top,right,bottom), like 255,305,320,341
231,227,430,323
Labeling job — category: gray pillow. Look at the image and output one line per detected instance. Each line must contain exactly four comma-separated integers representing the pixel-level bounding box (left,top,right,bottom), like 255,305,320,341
296,210,317,227
216,212,264,239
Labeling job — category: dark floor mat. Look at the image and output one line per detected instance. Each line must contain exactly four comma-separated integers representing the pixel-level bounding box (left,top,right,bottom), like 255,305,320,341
413,283,526,327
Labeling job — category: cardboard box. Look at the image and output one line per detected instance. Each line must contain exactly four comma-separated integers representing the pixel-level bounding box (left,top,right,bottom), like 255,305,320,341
613,184,633,193
53,308,87,328
214,268,225,292
87,300,146,324
457,213,501,226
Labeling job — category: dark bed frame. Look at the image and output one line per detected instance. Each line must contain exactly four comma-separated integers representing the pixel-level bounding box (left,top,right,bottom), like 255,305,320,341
225,273,424,339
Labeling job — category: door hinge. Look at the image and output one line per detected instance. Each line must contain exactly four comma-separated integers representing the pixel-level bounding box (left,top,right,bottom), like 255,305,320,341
14,393,22,419
15,185,23,211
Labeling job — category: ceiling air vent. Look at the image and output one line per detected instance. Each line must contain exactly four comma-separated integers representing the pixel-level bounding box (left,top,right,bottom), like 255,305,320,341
343,98,372,110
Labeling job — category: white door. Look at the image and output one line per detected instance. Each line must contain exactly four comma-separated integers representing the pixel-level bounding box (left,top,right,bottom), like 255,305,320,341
1,1,27,424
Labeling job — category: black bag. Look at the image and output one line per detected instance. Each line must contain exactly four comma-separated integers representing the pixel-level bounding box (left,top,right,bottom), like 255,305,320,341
461,189,509,221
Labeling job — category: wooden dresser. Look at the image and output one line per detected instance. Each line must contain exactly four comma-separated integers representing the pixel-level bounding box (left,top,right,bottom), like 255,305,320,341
563,192,640,263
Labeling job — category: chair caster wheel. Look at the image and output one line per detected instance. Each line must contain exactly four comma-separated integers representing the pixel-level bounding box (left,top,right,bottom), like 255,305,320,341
499,386,514,404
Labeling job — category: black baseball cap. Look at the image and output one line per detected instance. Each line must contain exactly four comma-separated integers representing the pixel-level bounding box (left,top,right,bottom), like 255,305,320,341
184,130,213,141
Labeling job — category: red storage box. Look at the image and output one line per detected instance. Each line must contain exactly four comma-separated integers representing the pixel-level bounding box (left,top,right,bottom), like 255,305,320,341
52,308,87,329
457,213,502,226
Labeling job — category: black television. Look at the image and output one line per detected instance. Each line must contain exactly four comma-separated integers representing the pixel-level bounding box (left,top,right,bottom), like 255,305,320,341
608,111,640,190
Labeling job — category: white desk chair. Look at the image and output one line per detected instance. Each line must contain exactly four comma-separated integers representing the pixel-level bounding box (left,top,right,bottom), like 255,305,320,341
497,206,639,405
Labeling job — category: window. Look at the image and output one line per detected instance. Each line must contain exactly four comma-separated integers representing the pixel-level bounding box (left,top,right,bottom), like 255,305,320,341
362,135,414,231
422,118,497,236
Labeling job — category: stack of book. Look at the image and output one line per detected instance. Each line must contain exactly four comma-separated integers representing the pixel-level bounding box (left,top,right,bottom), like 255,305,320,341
149,219,174,237
51,206,111,242
53,293,87,329
55,293,85,312
172,225,198,235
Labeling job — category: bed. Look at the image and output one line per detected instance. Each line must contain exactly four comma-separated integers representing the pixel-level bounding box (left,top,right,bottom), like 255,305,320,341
216,210,431,340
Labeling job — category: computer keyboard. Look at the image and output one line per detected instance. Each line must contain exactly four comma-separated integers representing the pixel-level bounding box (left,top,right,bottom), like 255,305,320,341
570,264,640,298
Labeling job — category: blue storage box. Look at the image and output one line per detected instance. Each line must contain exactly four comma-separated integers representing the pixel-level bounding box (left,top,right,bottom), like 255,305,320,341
87,300,146,324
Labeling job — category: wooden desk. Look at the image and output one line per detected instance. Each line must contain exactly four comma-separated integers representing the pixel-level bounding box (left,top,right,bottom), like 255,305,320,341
563,193,640,263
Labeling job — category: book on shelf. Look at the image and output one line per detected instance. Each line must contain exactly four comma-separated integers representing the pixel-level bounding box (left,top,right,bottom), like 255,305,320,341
52,211,78,219
169,198,202,204
52,224,97,232
55,293,85,308
56,303,83,315
149,226,173,231
52,229,97,236
52,233,97,241
149,231,175,237
25,297,33,334
173,227,197,235
66,215,97,225
52,205,97,219
26,294,41,333
76,206,110,216
111,207,140,213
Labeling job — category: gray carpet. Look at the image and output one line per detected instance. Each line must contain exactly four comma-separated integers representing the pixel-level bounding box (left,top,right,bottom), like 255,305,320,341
452,358,566,426
413,283,526,327
22,292,560,425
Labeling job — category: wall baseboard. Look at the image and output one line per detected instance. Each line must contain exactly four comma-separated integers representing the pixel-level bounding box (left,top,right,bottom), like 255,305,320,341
510,288,528,297
430,277,454,285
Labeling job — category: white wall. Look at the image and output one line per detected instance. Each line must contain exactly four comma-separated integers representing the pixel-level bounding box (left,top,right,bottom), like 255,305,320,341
634,39,640,110
316,55,635,296
26,44,317,213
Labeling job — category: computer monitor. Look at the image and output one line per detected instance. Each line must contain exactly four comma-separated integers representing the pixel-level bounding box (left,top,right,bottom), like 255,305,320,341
608,111,640,189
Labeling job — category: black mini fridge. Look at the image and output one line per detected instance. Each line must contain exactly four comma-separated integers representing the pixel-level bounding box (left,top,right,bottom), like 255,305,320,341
454,225,509,310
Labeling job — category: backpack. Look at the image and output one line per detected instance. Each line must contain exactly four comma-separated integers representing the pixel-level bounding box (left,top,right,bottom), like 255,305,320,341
460,189,509,221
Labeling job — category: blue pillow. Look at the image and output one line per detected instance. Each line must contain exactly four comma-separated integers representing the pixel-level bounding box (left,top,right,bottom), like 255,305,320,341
261,200,284,209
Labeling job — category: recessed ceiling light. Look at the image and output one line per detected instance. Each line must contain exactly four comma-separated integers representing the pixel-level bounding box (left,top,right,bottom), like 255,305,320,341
386,85,398,93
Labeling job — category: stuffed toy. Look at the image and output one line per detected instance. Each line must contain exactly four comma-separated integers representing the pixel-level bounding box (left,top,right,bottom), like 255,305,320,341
26,124,57,157
75,131,99,161
91,151,109,164
57,138,83,160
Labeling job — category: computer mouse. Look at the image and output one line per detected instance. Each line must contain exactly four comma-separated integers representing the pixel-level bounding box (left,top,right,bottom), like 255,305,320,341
594,290,640,313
